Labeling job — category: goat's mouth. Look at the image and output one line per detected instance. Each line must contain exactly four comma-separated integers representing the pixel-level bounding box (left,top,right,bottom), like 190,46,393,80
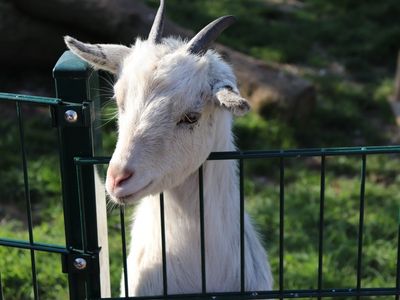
113,181,153,204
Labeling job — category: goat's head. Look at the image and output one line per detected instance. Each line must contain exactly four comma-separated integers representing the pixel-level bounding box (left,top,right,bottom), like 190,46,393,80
64,0,250,204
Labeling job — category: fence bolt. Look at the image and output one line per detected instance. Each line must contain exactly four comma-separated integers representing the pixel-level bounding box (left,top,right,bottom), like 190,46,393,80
64,110,78,123
73,257,87,270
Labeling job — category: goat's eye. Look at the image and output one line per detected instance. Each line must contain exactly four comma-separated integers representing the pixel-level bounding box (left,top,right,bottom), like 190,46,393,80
178,112,201,125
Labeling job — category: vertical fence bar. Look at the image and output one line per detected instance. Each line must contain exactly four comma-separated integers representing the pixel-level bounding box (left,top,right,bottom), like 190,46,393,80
239,158,245,293
394,50,400,102
356,154,367,299
16,102,39,300
279,157,285,299
160,193,168,296
119,206,129,298
199,166,207,293
0,273,4,300
317,155,326,300
396,207,400,300
53,51,102,299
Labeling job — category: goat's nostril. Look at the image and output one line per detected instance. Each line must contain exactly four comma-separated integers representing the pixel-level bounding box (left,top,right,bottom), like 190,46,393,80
107,165,134,191
114,171,134,188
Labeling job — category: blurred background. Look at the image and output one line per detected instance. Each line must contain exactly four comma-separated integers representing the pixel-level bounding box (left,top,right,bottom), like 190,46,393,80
1,0,400,299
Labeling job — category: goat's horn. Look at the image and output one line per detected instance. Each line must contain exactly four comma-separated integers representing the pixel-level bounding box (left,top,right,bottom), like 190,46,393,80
148,0,165,44
187,16,236,56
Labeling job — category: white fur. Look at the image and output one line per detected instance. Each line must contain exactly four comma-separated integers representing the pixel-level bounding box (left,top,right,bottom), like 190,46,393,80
65,36,273,297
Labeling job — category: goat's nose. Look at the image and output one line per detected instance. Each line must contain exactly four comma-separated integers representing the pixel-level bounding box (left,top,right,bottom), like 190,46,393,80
114,171,133,187
107,166,134,190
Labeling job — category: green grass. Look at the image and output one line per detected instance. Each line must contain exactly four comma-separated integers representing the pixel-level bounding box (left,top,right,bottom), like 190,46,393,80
0,208,68,300
1,0,400,299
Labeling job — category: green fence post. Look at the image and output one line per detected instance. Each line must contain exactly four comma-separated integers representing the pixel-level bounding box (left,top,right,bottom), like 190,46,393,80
53,51,102,300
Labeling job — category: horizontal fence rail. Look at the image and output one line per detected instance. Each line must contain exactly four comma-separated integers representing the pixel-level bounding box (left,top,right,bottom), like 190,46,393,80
93,287,400,300
74,145,400,300
0,239,69,255
74,145,400,165
0,92,61,106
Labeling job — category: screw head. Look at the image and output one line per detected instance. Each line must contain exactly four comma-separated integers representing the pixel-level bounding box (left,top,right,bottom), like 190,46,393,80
64,110,78,123
73,257,87,270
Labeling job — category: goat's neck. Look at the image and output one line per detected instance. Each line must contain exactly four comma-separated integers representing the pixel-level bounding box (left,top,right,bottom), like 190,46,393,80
165,114,238,224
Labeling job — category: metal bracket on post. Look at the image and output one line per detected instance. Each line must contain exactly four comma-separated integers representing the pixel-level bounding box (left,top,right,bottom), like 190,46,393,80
61,248,100,275
52,102,91,128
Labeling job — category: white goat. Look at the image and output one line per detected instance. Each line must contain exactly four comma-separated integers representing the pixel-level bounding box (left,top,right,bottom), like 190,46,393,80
65,0,273,296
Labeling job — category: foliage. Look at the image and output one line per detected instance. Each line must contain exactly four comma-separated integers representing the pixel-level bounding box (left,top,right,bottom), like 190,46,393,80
147,0,400,148
147,0,400,73
294,76,395,147
0,208,68,300
0,105,60,208
234,113,296,150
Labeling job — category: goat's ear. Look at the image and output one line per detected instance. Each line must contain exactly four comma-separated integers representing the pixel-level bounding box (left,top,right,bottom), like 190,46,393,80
214,85,250,116
64,36,131,74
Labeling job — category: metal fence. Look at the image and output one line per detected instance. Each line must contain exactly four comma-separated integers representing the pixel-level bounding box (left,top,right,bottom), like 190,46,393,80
0,51,399,300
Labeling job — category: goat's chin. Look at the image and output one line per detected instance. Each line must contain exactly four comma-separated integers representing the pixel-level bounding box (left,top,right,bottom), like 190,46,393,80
109,181,154,205
108,169,199,205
